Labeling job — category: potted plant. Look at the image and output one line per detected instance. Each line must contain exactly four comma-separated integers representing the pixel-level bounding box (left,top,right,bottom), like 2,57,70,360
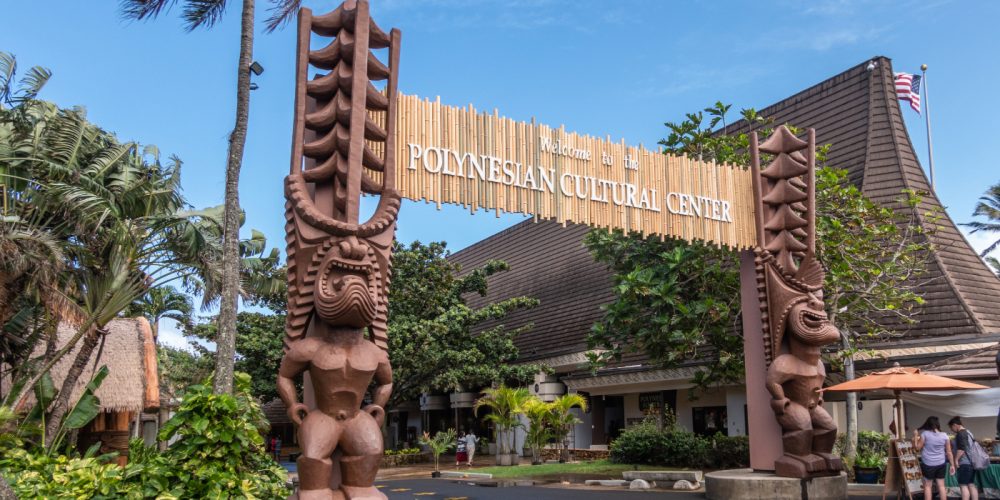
474,386,530,466
853,451,885,484
419,429,456,478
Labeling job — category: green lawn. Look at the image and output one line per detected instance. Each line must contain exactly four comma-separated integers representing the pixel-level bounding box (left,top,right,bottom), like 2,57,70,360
473,460,678,479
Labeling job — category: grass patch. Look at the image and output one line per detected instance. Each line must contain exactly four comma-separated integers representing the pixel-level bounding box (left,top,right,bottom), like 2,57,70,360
473,459,674,479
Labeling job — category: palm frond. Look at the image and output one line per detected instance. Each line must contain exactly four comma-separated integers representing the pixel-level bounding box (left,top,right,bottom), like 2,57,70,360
17,66,52,102
0,52,16,103
182,0,229,31
264,0,302,33
987,256,1000,276
119,0,178,21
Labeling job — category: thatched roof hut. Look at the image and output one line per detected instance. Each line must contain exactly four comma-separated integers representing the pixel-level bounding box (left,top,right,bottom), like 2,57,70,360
31,317,160,413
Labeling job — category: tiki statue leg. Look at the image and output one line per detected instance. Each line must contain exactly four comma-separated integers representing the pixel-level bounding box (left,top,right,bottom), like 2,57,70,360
810,405,843,471
774,402,826,478
337,412,385,500
298,412,344,500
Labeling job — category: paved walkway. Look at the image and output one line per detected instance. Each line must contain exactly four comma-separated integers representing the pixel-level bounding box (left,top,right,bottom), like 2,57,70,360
376,478,889,499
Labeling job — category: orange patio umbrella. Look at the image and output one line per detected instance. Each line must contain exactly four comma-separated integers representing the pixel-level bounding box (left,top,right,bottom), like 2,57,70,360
824,364,988,440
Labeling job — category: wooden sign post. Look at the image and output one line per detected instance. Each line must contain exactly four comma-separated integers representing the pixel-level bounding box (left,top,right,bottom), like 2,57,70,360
884,439,923,500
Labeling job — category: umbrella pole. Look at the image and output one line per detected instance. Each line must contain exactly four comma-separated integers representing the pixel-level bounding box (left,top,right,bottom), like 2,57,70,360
895,390,904,441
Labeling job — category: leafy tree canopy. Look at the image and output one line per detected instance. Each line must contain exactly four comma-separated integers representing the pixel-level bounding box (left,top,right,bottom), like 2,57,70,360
386,241,541,411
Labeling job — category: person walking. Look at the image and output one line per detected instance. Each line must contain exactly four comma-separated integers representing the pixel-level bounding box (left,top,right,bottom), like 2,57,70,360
465,430,478,466
949,416,980,500
914,416,955,500
455,431,468,467
273,436,282,462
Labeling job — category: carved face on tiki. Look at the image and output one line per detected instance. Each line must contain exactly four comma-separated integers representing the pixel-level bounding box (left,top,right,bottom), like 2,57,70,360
315,236,382,328
763,255,840,351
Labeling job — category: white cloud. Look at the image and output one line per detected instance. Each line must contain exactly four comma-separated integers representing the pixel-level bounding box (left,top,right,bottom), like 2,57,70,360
157,318,214,352
634,65,767,98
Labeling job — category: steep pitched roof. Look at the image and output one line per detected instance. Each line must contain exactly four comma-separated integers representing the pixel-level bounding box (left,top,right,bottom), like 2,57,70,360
29,318,159,413
723,56,1000,342
448,219,614,360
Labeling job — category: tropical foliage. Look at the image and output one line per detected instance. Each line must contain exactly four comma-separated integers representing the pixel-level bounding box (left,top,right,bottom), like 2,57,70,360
0,373,289,499
386,241,541,411
474,386,531,458
125,286,193,341
521,393,588,463
185,311,286,402
0,53,287,454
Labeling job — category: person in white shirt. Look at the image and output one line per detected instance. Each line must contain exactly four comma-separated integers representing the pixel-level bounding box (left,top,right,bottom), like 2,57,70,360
464,431,478,466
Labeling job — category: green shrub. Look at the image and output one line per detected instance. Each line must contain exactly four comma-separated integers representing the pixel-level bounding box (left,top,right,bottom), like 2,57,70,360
149,372,289,498
1,447,126,499
660,429,711,467
610,420,664,465
1,373,290,499
707,434,750,469
609,419,713,468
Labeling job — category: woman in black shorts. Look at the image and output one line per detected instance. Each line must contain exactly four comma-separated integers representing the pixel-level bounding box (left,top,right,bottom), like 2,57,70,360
914,416,955,500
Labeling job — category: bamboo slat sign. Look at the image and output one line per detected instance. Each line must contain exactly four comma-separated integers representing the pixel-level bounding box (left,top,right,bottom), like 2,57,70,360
393,93,758,250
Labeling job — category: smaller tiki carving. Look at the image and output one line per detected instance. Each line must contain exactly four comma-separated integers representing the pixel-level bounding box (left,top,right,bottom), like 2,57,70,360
278,1,400,499
750,126,843,478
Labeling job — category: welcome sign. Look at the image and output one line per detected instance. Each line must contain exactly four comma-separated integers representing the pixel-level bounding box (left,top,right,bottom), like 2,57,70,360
389,93,758,249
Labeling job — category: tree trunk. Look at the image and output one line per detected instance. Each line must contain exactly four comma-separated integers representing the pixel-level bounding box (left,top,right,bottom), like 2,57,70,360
45,330,101,448
213,0,255,395
842,334,858,461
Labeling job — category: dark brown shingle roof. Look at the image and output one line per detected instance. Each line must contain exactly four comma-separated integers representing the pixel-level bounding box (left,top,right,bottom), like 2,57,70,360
921,344,1000,376
448,219,614,360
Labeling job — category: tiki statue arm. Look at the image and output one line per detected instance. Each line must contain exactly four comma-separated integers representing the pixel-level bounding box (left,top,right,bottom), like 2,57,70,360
278,348,309,425
363,348,393,427
766,361,792,415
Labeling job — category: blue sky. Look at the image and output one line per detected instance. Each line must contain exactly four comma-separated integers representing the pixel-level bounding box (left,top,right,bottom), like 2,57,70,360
4,0,998,348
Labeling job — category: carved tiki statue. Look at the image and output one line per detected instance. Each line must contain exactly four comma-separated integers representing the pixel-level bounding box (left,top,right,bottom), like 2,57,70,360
277,2,400,499
750,126,843,478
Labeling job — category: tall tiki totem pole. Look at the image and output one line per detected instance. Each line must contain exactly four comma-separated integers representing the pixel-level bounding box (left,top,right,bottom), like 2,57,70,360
749,126,843,478
277,2,400,499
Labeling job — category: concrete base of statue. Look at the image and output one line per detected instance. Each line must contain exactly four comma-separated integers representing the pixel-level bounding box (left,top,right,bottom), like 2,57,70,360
705,469,847,500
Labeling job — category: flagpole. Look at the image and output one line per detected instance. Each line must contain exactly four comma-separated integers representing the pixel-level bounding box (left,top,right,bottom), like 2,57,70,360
921,64,936,191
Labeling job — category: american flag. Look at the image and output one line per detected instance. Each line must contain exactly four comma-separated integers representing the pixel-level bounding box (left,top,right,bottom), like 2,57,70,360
894,73,922,113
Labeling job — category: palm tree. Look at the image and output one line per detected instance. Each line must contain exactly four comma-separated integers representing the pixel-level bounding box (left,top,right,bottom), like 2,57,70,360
127,286,193,341
1,99,228,445
473,386,531,465
962,181,1000,258
521,397,554,465
119,0,300,394
547,393,587,462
